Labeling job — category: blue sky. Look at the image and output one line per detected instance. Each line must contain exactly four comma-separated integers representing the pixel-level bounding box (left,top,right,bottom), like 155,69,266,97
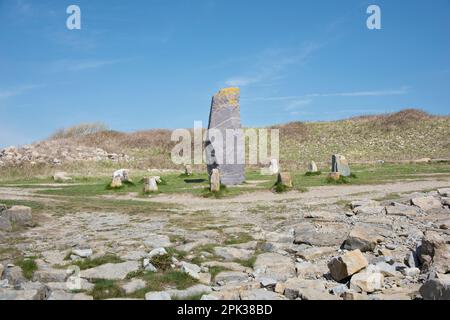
1,0,449,147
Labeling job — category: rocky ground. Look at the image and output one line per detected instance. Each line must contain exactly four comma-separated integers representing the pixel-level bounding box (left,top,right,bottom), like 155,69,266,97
0,176,449,300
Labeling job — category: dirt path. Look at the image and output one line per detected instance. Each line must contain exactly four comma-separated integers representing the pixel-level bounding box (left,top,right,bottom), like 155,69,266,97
149,178,450,207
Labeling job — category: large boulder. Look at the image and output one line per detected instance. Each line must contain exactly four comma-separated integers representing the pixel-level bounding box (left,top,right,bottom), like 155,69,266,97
0,216,12,232
205,88,245,186
327,250,369,282
417,231,450,274
276,172,293,188
1,206,33,227
350,269,384,293
419,277,450,300
210,169,221,192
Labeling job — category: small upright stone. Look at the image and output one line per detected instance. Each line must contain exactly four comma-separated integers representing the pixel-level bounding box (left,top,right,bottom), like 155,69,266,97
113,169,132,182
143,177,158,193
327,172,341,182
184,164,193,176
53,171,72,182
331,154,351,177
308,161,318,173
269,159,279,175
210,169,221,192
277,172,293,188
110,176,122,189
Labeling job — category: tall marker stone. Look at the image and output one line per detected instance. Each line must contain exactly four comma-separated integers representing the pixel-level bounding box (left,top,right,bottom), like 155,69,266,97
205,88,245,186
331,154,351,177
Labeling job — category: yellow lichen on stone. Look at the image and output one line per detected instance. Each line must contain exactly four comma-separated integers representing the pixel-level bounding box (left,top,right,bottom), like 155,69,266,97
216,87,240,106
217,87,240,97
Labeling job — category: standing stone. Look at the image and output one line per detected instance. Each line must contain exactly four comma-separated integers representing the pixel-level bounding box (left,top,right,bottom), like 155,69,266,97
110,176,122,189
113,169,131,182
327,172,341,181
184,164,193,176
331,154,351,177
269,159,279,175
308,161,318,173
277,172,293,188
210,169,221,192
143,177,158,193
205,88,245,186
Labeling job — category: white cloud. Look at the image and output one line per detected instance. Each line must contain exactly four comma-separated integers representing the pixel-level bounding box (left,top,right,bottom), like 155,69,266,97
224,43,323,88
0,84,42,100
306,87,409,98
50,58,128,72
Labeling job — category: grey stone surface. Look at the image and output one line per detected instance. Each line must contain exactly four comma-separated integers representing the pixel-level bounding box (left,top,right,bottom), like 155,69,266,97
205,88,245,186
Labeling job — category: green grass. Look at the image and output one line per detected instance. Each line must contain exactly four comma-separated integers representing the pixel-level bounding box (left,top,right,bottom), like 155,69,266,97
272,182,291,193
69,254,123,270
129,270,199,299
90,279,124,300
224,233,254,245
208,266,230,282
304,171,322,176
234,256,256,269
150,254,172,271
14,257,38,280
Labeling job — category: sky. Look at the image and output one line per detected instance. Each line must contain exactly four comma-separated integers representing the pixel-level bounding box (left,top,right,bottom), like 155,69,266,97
1,0,449,147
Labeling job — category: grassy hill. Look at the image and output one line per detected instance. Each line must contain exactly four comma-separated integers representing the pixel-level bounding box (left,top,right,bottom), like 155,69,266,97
1,109,449,174
66,109,449,170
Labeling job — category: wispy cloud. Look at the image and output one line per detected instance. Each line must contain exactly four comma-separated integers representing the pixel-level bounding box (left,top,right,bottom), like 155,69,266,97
0,84,42,100
224,43,323,87
245,87,409,104
50,58,129,72
306,87,410,98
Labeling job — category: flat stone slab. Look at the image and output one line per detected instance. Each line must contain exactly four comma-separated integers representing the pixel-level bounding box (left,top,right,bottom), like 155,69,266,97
253,253,296,281
213,247,253,261
294,222,349,247
81,261,140,280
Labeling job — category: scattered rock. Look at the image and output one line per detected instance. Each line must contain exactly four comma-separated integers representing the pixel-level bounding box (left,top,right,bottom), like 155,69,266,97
327,250,369,282
350,200,379,209
253,253,296,281
411,196,442,211
215,271,248,285
437,188,450,197
385,203,420,216
353,206,385,215
181,262,201,280
343,226,384,252
48,290,93,300
165,284,212,300
121,279,146,295
145,235,171,249
283,279,335,300
32,268,67,283
350,270,384,293
240,288,287,300
213,247,253,262
81,261,140,280
72,248,93,258
296,246,336,261
417,231,450,274
294,222,349,247
419,279,450,300
145,291,172,300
